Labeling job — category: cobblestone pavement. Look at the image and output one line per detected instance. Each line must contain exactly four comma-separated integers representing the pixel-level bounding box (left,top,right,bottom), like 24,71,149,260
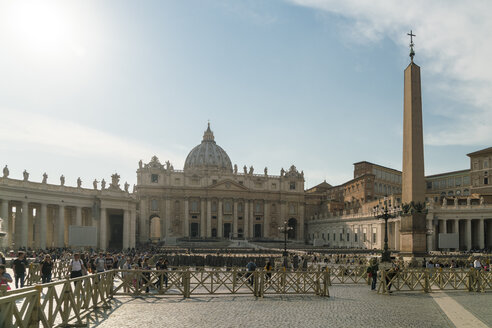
87,285,492,328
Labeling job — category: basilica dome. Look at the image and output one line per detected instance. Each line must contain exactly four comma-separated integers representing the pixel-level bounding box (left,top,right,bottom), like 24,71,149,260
184,124,233,173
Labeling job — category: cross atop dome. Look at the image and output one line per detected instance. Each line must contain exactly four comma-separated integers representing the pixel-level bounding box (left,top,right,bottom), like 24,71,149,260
203,122,215,142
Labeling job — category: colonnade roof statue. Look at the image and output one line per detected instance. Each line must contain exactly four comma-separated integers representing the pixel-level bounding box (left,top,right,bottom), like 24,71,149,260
183,123,233,173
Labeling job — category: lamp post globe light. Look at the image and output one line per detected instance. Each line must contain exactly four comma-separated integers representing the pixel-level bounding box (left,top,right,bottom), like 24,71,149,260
373,196,401,263
278,220,293,257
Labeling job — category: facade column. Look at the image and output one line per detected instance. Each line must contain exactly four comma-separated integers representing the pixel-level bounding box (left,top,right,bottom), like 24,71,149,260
139,198,148,243
249,201,254,238
1,200,9,248
264,201,269,238
233,200,238,237
123,210,130,250
200,199,206,237
243,200,249,239
442,219,447,234
394,220,400,251
75,206,82,226
206,199,212,238
100,208,107,250
57,205,65,247
39,203,47,250
478,218,485,249
218,199,223,238
164,198,171,239
465,219,472,251
298,204,305,242
184,198,189,237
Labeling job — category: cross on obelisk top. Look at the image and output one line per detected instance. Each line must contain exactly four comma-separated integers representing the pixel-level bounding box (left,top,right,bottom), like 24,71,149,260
407,30,416,62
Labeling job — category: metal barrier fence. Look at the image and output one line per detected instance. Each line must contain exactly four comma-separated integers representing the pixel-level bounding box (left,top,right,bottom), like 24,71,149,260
377,268,492,295
0,271,114,328
111,268,330,298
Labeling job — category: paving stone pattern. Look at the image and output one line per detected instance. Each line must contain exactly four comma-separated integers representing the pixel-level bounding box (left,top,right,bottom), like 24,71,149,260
94,285,460,328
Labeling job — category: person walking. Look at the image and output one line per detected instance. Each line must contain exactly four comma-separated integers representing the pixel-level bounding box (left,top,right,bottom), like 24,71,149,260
367,258,379,291
70,253,86,286
12,251,28,289
246,260,257,286
40,255,53,283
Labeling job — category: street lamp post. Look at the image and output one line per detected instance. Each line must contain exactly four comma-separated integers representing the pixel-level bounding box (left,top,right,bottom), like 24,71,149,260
373,197,401,263
278,220,293,257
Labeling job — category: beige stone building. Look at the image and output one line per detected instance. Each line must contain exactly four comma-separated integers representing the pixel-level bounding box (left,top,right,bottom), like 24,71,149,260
135,124,306,244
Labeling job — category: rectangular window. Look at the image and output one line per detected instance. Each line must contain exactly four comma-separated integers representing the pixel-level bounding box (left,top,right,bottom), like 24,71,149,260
238,203,243,212
151,199,158,211
290,182,296,190
354,232,358,242
256,217,261,221
363,229,367,242
225,202,232,213
339,233,343,241
191,215,197,219
272,183,277,189
151,174,158,183
191,201,198,212
321,233,325,240
238,216,243,220
463,176,470,185
333,233,336,241
327,233,330,241
255,202,261,213
346,233,350,242
455,177,462,186
372,228,377,243
212,216,217,220
485,177,489,185
427,181,432,189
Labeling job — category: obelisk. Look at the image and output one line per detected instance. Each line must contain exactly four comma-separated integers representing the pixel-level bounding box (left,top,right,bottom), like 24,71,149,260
399,31,427,255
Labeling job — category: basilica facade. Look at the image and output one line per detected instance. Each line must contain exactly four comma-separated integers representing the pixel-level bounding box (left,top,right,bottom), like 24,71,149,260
135,124,306,244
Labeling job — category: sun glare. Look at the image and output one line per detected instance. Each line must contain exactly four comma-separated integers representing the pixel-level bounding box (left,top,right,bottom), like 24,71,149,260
8,1,70,54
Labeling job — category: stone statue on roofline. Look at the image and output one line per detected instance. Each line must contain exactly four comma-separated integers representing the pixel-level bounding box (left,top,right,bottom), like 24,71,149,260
42,173,48,184
234,164,238,174
280,168,285,177
3,165,9,178
243,165,247,174
93,179,98,190
101,179,106,190
139,160,143,169
264,167,268,176
124,181,129,192
23,170,29,181
77,177,82,188
60,175,65,186
249,166,254,175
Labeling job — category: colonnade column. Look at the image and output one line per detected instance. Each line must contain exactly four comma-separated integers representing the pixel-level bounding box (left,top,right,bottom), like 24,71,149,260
478,218,485,249
206,199,212,238
249,201,254,238
264,202,269,238
243,200,249,239
39,203,47,250
394,220,400,251
75,207,82,226
164,198,171,239
123,210,130,249
1,200,8,248
298,204,305,242
200,199,206,237
442,219,447,234
453,219,459,234
465,219,472,251
184,198,189,237
218,200,223,238
56,205,65,248
130,210,136,248
233,200,238,237
100,208,107,250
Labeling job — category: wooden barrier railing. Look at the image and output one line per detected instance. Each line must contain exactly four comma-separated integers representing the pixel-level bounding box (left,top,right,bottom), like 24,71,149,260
111,268,330,298
0,271,114,328
24,261,72,286
377,268,492,295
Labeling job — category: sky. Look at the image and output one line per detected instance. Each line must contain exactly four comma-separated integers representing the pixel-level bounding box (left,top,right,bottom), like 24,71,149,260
0,0,491,189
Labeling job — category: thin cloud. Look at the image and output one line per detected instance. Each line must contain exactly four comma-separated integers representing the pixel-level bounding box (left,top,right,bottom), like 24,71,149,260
288,0,492,146
0,108,183,166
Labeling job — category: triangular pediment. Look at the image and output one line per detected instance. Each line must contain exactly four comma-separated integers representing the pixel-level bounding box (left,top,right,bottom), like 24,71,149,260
207,179,249,191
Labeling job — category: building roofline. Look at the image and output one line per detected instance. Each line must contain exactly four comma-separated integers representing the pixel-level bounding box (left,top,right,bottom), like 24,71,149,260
425,169,470,179
352,161,402,174
467,146,492,157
